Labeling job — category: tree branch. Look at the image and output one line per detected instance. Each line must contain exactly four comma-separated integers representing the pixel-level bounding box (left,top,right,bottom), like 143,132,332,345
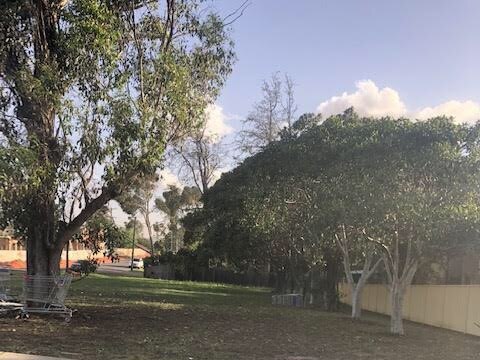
58,186,117,247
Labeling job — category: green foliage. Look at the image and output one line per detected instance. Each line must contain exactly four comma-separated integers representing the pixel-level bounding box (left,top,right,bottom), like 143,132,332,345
0,0,234,274
73,206,126,258
76,259,99,276
144,249,197,280
195,110,480,289
155,185,201,252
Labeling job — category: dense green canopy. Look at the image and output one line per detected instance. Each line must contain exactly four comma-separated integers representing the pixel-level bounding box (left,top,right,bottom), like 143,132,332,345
193,111,480,317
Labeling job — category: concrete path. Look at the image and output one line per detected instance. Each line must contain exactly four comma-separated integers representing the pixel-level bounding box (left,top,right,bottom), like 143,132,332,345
0,353,72,360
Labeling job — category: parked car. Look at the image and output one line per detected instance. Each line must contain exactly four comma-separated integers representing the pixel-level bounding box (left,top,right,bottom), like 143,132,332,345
69,262,82,273
130,258,144,269
69,260,98,275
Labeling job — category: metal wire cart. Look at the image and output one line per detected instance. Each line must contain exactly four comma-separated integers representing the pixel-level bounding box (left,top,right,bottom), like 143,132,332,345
21,273,74,322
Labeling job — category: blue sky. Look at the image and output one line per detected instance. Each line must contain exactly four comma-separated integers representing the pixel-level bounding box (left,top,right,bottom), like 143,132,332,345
214,0,480,125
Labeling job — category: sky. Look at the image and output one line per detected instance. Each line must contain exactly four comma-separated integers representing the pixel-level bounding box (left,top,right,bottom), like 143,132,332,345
213,0,480,126
113,0,480,231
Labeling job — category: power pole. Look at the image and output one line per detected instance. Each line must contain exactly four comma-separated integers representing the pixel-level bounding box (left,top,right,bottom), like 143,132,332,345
65,240,70,273
130,215,137,271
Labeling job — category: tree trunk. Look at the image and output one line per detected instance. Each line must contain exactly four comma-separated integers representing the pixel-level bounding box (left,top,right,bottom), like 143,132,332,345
388,262,417,335
26,235,62,276
390,282,405,335
325,249,341,311
334,225,381,319
130,217,136,271
347,259,381,319
26,201,64,277
351,284,363,319
25,223,64,307
144,212,155,256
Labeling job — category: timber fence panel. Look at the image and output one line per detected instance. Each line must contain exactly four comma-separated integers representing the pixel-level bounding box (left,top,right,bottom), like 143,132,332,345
340,283,480,336
424,286,445,327
466,286,480,336
443,286,469,333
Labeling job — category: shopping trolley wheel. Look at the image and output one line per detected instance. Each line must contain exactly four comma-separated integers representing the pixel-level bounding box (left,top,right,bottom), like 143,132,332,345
64,310,73,323
17,312,29,321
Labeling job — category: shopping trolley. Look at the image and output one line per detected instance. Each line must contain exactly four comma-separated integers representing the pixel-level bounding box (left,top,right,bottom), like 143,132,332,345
21,273,74,322
0,268,10,301
0,269,22,315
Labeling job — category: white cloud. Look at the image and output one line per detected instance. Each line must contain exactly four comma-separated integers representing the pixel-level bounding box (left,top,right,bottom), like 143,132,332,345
316,80,407,118
210,166,232,186
204,104,234,141
158,168,182,189
316,80,480,125
414,100,480,124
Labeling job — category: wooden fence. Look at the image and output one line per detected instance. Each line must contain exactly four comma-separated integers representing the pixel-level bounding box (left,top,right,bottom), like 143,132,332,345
339,283,480,336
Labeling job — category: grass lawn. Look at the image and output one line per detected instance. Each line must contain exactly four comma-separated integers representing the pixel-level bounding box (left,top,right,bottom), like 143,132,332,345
1,274,480,360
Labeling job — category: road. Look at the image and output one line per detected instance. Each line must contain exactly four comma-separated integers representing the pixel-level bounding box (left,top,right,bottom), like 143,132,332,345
96,259,143,276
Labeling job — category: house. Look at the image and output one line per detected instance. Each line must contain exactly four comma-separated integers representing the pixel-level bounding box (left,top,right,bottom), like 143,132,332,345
0,228,24,251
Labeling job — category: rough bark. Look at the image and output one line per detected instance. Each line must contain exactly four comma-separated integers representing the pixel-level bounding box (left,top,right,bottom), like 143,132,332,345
26,185,116,277
130,216,137,271
27,230,62,276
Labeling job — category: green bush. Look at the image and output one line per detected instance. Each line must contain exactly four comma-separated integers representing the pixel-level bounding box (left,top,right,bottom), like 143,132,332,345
78,259,98,275
144,249,197,280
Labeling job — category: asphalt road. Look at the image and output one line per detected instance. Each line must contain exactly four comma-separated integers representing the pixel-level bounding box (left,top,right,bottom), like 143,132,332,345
96,259,143,275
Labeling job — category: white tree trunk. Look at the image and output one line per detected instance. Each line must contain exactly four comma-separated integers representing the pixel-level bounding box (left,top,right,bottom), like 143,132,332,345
390,282,405,335
334,225,381,320
351,285,363,319
387,261,417,335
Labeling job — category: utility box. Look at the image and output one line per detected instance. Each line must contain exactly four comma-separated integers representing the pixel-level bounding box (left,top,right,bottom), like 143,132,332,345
272,293,303,307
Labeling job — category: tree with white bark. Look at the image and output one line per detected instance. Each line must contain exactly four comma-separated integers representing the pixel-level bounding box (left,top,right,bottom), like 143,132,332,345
334,225,382,320
352,116,480,335
284,111,480,332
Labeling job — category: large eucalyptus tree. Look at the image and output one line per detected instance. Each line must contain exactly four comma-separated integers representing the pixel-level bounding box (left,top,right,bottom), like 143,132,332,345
0,0,234,276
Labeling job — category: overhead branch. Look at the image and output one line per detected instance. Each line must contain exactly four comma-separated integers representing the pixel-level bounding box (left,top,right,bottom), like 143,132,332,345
222,0,251,27
58,185,118,247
